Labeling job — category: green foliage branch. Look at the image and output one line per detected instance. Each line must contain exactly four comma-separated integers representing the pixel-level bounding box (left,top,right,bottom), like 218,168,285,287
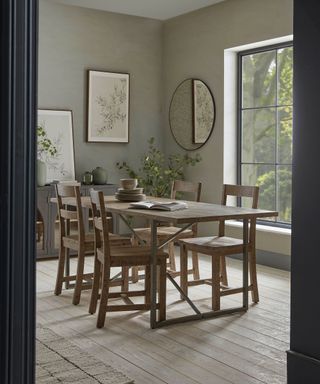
116,137,201,197
37,124,58,161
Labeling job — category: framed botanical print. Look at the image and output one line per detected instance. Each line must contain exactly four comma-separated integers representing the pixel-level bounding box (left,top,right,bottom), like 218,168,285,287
87,70,130,143
37,109,75,182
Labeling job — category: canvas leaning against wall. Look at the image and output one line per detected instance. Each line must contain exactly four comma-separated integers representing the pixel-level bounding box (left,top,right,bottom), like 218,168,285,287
37,109,75,183
87,70,130,143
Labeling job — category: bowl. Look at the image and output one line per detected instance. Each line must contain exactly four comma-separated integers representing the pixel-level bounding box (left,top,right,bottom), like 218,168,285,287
120,178,138,190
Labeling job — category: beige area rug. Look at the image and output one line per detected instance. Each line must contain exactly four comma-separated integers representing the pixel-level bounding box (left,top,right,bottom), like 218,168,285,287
36,326,134,384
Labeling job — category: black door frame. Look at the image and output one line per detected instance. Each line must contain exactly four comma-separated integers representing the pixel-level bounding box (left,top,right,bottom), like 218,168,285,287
0,1,38,383
287,0,320,381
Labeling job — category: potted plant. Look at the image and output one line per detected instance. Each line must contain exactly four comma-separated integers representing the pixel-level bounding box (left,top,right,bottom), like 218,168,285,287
116,137,201,197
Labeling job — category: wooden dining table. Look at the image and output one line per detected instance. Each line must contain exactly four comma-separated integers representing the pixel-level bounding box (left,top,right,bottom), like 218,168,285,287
51,195,278,328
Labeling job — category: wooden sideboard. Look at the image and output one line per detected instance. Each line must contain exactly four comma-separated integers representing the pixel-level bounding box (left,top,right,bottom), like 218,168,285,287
36,184,118,259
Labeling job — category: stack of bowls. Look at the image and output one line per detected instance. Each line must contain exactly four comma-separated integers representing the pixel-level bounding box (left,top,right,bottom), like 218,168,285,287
115,179,146,202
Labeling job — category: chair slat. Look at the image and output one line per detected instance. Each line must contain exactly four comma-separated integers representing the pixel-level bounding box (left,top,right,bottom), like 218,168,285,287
56,183,80,197
60,209,78,220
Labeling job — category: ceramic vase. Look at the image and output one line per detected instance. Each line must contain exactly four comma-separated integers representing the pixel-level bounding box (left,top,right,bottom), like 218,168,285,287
92,167,107,185
82,171,93,185
37,159,47,187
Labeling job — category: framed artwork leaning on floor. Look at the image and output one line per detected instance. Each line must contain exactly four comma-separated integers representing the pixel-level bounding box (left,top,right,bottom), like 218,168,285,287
37,109,75,183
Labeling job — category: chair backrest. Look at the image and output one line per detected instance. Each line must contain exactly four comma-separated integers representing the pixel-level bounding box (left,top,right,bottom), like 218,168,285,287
219,184,259,242
170,180,202,202
221,184,259,208
55,183,85,242
90,189,111,265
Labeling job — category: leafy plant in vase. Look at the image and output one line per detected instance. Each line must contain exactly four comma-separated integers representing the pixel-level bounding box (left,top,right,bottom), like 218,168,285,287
116,137,202,197
37,124,58,186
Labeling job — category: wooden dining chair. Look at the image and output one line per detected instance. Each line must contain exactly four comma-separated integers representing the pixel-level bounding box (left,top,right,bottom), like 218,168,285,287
89,189,168,328
179,184,260,311
54,184,130,305
131,180,202,282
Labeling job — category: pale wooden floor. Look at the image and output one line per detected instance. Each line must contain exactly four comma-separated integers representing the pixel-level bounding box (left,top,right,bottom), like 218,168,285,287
37,252,290,384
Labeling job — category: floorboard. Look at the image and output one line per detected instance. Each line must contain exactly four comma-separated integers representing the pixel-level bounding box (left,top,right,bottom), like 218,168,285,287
36,252,290,384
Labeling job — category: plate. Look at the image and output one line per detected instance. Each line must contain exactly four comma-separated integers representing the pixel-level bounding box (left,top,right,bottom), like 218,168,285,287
117,188,143,194
115,193,146,202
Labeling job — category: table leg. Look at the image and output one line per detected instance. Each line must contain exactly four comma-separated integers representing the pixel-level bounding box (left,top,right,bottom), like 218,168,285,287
180,243,188,298
150,220,158,329
212,255,220,311
243,218,249,310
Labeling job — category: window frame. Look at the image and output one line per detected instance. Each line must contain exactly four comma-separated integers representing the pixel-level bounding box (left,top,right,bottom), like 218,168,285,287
237,41,293,228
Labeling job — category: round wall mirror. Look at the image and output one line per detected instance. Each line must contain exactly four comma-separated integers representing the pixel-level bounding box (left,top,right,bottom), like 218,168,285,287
169,79,215,150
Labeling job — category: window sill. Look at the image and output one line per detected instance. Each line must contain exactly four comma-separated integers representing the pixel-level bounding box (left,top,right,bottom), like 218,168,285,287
225,220,291,236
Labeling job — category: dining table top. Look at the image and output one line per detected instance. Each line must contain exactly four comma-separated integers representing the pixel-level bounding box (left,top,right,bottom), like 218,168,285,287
50,195,278,224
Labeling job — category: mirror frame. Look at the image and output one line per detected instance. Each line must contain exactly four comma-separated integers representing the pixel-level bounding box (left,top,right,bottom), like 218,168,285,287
169,78,216,151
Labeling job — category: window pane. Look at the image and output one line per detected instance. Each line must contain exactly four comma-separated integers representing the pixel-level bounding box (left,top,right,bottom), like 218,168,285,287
242,108,276,163
242,51,276,108
277,47,293,105
278,106,293,164
277,165,292,223
242,164,276,212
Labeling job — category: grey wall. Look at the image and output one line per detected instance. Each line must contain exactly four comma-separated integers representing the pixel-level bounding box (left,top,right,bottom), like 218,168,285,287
163,0,293,205
38,0,163,183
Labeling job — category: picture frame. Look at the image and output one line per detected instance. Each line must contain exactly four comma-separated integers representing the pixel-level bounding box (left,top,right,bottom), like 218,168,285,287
37,109,75,183
87,70,130,143
192,79,215,144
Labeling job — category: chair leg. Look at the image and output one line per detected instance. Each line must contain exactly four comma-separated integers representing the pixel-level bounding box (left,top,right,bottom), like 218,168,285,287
191,251,200,280
131,237,140,283
180,244,188,299
122,266,129,292
212,256,221,311
73,247,85,305
220,255,228,286
158,260,166,322
168,242,176,271
131,266,139,283
41,226,45,250
249,250,259,303
144,265,151,305
89,254,101,314
54,244,66,296
157,266,161,293
97,263,111,328
64,247,70,289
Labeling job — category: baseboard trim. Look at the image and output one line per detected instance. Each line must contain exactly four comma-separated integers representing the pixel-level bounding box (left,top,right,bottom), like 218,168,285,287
287,350,320,383
231,250,290,271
